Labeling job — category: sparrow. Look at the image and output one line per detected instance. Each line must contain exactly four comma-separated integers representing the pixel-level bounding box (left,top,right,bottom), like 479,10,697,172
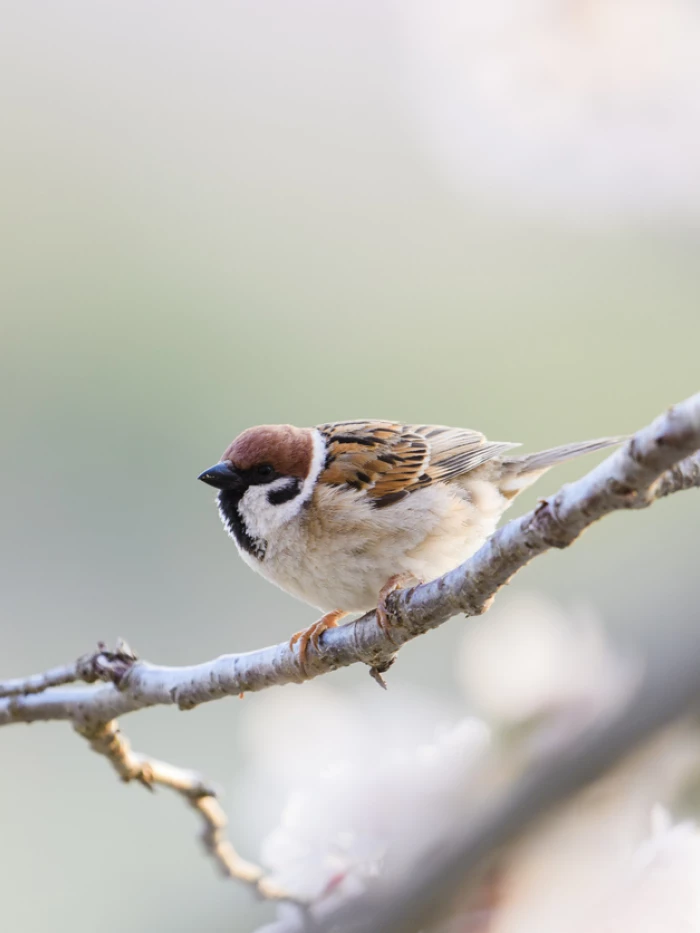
198,421,622,669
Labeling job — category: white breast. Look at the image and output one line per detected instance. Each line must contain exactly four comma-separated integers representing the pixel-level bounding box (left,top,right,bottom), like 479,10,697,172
242,473,510,614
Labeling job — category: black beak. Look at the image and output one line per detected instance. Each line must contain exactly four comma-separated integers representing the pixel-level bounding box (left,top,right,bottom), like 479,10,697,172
197,461,242,490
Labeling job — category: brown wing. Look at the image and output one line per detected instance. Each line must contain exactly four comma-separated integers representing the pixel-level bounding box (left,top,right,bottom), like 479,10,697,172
317,421,519,508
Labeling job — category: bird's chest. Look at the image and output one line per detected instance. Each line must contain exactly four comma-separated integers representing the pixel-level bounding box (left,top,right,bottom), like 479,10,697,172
250,507,390,611
247,485,468,613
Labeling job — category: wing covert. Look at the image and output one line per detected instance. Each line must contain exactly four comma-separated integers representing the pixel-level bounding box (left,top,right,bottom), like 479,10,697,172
316,420,519,507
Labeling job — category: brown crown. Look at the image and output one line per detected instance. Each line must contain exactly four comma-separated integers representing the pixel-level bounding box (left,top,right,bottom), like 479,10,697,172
222,424,314,478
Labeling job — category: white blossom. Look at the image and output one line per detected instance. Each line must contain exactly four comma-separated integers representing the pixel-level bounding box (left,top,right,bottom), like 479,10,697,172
390,0,700,223
244,598,700,932
488,731,700,933
586,806,700,933
238,683,490,902
457,592,633,729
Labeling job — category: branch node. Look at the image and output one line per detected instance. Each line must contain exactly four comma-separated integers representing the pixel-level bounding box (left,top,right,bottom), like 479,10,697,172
369,656,395,689
528,498,570,549
76,639,139,688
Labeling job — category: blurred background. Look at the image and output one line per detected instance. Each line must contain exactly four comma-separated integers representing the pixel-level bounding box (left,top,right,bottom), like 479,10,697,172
1,1,699,930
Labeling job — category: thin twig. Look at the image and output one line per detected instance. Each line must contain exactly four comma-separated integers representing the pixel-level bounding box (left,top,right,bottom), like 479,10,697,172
0,638,139,699
0,662,86,698
76,719,301,902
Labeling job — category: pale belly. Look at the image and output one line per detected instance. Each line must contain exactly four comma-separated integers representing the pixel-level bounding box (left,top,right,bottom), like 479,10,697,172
241,478,508,613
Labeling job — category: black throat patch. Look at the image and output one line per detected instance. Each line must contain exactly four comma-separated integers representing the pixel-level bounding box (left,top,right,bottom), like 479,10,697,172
217,489,267,560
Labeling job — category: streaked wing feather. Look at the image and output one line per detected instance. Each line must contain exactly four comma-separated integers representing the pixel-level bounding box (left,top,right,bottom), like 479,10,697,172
317,421,519,507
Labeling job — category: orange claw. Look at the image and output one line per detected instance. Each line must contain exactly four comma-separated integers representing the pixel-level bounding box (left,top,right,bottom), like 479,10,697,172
290,609,347,672
376,573,421,643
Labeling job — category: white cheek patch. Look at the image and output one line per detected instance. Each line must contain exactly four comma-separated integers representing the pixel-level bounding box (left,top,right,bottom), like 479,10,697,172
237,484,281,541
237,429,327,541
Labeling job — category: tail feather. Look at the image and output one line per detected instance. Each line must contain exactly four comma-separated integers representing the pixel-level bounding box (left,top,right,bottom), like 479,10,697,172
505,436,626,475
498,436,625,497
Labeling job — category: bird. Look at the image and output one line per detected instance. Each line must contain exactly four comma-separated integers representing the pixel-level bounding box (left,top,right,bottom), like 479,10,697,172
198,420,622,670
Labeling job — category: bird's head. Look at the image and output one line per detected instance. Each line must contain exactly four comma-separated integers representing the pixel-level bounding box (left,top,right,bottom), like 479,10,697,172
198,424,315,491
198,424,326,546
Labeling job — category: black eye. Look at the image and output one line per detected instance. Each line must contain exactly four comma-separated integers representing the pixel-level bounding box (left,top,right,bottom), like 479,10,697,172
255,464,274,478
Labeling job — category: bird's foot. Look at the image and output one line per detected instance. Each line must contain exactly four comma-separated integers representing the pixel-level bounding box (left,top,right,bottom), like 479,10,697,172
290,609,347,673
376,572,421,643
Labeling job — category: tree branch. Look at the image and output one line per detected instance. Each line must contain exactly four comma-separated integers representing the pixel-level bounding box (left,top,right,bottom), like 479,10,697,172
1,393,698,904
1,394,698,729
74,719,297,902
